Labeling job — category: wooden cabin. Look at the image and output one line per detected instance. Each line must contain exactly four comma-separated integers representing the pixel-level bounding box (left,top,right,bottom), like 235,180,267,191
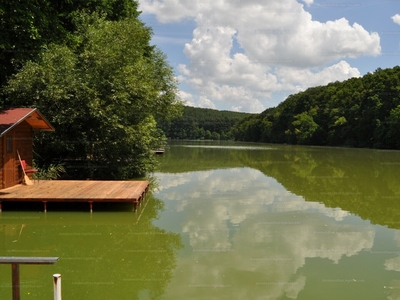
0,108,54,189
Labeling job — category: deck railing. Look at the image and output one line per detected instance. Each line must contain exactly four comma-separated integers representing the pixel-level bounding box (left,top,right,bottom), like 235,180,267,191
0,256,59,300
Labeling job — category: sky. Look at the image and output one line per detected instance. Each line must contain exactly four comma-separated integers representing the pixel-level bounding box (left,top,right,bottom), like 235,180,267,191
138,0,400,113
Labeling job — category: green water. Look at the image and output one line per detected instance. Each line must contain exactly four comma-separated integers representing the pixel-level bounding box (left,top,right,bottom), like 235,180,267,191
2,141,400,299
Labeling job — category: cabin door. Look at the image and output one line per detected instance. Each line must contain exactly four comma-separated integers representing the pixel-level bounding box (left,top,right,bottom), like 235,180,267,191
2,132,17,188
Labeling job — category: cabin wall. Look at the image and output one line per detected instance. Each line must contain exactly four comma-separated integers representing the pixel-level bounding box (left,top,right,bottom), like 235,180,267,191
1,121,34,189
15,121,34,180
1,127,18,188
0,136,3,188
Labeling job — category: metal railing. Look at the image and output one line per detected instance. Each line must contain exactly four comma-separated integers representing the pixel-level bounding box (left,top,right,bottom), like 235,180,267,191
0,256,59,300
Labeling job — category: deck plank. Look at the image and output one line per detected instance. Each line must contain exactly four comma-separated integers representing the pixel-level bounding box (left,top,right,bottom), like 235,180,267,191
0,180,150,203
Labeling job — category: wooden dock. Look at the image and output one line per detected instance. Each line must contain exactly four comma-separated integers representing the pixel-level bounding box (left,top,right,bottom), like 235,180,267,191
154,148,165,154
0,180,150,212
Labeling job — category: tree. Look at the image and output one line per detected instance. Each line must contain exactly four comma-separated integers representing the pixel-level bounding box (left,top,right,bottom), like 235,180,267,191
4,13,182,179
0,0,141,102
233,66,400,150
204,130,212,140
211,131,220,140
386,105,400,148
157,106,251,140
291,112,320,144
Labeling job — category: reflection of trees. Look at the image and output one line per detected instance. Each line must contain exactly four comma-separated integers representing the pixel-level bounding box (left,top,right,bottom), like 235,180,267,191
160,142,400,230
153,143,400,299
0,195,183,299
157,141,250,173
234,146,400,230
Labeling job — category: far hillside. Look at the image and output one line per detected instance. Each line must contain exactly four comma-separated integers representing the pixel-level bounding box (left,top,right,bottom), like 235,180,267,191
232,66,400,149
158,106,253,140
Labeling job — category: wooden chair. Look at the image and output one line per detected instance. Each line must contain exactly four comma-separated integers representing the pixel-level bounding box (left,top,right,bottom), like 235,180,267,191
21,160,38,179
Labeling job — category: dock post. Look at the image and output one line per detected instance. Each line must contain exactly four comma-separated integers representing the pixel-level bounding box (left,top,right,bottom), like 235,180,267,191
53,274,61,300
0,201,2,212
43,201,47,213
89,201,93,213
11,263,20,300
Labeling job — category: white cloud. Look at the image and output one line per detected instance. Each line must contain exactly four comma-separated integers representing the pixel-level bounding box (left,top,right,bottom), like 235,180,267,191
139,0,381,112
276,60,361,88
238,17,380,69
155,167,375,300
198,96,216,109
139,0,197,23
384,231,400,272
155,172,193,192
385,256,400,271
392,14,400,25
178,90,194,106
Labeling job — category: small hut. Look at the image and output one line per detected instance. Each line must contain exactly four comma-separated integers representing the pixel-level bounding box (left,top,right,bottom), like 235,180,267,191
0,108,54,189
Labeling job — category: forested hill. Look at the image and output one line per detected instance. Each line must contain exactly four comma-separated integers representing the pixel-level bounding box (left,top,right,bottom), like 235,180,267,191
232,66,400,149
158,106,253,140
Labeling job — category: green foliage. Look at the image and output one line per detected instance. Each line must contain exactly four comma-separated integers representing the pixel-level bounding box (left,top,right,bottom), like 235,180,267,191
158,106,252,140
0,0,140,98
33,163,66,180
4,12,181,179
386,105,400,148
233,66,400,149
290,112,320,144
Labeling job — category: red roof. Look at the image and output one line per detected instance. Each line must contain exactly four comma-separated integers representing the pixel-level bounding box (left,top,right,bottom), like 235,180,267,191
0,108,54,136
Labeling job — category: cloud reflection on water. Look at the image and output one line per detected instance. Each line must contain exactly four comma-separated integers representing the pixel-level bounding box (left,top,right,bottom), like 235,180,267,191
154,167,375,299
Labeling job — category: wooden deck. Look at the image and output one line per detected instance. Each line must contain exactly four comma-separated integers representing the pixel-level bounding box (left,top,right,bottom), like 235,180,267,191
0,180,150,212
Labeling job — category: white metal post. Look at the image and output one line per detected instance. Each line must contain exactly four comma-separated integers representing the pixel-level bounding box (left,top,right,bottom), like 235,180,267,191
53,274,61,300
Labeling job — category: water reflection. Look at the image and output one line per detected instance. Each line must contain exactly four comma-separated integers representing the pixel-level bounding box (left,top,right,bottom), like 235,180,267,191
160,142,400,230
0,196,182,299
153,142,400,299
2,141,400,299
154,168,379,299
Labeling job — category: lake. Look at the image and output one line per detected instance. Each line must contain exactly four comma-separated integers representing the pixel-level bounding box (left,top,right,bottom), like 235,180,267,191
1,140,400,299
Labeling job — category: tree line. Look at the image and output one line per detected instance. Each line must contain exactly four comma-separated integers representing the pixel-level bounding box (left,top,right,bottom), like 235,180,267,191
1,0,182,179
158,106,252,140
232,66,400,149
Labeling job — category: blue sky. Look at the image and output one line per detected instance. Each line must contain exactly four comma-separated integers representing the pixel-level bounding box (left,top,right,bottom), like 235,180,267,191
138,0,400,113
